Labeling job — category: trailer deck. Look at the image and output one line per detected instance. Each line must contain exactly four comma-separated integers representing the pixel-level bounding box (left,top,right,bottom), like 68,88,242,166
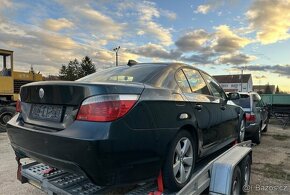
18,141,252,195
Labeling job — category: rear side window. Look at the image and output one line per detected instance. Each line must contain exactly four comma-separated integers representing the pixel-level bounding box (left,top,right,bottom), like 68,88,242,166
78,65,164,83
201,73,226,99
183,69,210,95
175,70,191,93
232,94,251,108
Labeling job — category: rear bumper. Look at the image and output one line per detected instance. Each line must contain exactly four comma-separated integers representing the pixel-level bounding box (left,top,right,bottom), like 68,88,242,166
7,115,163,186
245,123,259,137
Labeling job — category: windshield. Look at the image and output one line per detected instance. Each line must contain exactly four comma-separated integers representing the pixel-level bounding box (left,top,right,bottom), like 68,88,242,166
78,64,164,83
232,94,251,108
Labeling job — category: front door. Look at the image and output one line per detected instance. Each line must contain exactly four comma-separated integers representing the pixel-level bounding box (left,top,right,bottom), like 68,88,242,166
200,72,238,143
181,68,220,147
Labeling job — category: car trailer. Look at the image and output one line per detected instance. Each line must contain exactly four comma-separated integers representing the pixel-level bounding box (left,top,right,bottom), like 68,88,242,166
270,107,290,129
261,94,290,129
16,141,252,195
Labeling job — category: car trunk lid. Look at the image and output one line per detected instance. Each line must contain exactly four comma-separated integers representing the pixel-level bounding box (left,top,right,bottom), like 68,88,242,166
19,81,144,130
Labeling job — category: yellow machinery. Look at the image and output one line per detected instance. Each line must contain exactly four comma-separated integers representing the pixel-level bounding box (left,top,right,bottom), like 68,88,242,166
0,49,43,131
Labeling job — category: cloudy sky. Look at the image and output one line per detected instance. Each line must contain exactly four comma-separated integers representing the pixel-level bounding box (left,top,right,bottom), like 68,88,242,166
1,0,290,91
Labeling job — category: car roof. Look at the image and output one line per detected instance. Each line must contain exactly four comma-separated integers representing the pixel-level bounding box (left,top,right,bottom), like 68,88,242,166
132,62,202,72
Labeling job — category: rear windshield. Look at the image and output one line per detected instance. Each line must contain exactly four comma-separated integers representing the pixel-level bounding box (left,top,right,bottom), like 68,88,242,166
232,94,251,108
78,64,164,83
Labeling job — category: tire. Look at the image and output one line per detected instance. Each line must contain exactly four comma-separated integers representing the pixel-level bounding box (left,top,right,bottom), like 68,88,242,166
240,155,251,194
263,123,268,132
231,166,242,195
162,130,196,191
252,125,261,144
0,106,16,132
238,119,246,143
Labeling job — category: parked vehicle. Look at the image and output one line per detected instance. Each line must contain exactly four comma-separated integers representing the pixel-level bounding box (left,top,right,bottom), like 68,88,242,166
7,62,244,191
230,92,269,144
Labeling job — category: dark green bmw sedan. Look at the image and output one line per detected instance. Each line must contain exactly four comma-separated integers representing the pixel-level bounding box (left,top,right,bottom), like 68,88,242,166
7,62,244,191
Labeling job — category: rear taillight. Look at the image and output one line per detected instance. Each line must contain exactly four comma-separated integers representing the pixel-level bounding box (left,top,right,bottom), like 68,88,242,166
245,113,256,122
76,94,139,122
16,100,21,112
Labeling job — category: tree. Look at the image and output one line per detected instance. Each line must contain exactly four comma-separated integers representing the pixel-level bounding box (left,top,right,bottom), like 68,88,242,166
59,57,96,81
275,86,280,94
264,84,272,94
78,56,96,78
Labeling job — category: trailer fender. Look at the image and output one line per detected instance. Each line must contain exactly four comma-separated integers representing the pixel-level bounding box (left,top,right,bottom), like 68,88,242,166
209,146,252,195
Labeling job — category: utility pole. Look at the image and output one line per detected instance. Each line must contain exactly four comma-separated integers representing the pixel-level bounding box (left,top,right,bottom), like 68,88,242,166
113,46,120,66
240,67,243,92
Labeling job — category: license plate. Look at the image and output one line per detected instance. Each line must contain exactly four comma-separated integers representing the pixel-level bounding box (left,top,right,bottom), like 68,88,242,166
30,104,63,122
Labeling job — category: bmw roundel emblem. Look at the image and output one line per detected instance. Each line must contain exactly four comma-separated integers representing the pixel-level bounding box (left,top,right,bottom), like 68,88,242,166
39,88,44,99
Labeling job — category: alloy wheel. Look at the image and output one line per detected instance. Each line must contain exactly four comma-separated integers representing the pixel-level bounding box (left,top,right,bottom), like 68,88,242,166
173,137,193,184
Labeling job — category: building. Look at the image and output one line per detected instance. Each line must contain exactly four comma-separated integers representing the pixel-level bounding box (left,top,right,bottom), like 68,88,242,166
253,85,275,94
213,74,253,92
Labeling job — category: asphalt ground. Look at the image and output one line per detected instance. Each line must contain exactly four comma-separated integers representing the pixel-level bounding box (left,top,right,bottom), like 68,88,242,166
0,119,289,194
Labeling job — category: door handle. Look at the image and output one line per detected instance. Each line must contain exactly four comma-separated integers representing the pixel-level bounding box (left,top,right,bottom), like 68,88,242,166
195,104,203,111
220,105,226,110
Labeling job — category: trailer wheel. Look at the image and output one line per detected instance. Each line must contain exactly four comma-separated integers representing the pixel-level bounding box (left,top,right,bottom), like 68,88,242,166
162,130,196,191
240,155,251,194
231,166,242,195
0,106,15,132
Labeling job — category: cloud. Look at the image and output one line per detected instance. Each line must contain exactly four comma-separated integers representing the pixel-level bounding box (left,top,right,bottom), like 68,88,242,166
194,1,234,15
254,75,267,79
212,25,252,53
173,25,253,64
76,7,125,39
245,65,290,78
32,31,78,50
127,43,181,60
44,18,74,31
246,0,290,44
217,52,257,65
181,53,215,64
195,5,211,14
160,9,177,20
175,29,210,52
2,0,12,8
137,2,173,46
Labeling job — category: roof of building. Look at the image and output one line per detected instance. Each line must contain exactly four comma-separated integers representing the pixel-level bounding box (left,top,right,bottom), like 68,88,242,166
213,74,251,83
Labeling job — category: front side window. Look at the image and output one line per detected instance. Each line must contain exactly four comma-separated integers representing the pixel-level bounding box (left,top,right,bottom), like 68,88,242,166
175,70,191,93
182,69,210,95
201,72,226,99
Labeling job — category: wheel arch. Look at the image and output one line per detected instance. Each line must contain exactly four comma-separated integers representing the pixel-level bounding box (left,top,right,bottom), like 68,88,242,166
179,124,200,156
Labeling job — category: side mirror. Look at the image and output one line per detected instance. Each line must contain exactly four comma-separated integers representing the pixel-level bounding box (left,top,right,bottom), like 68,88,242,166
227,92,240,100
